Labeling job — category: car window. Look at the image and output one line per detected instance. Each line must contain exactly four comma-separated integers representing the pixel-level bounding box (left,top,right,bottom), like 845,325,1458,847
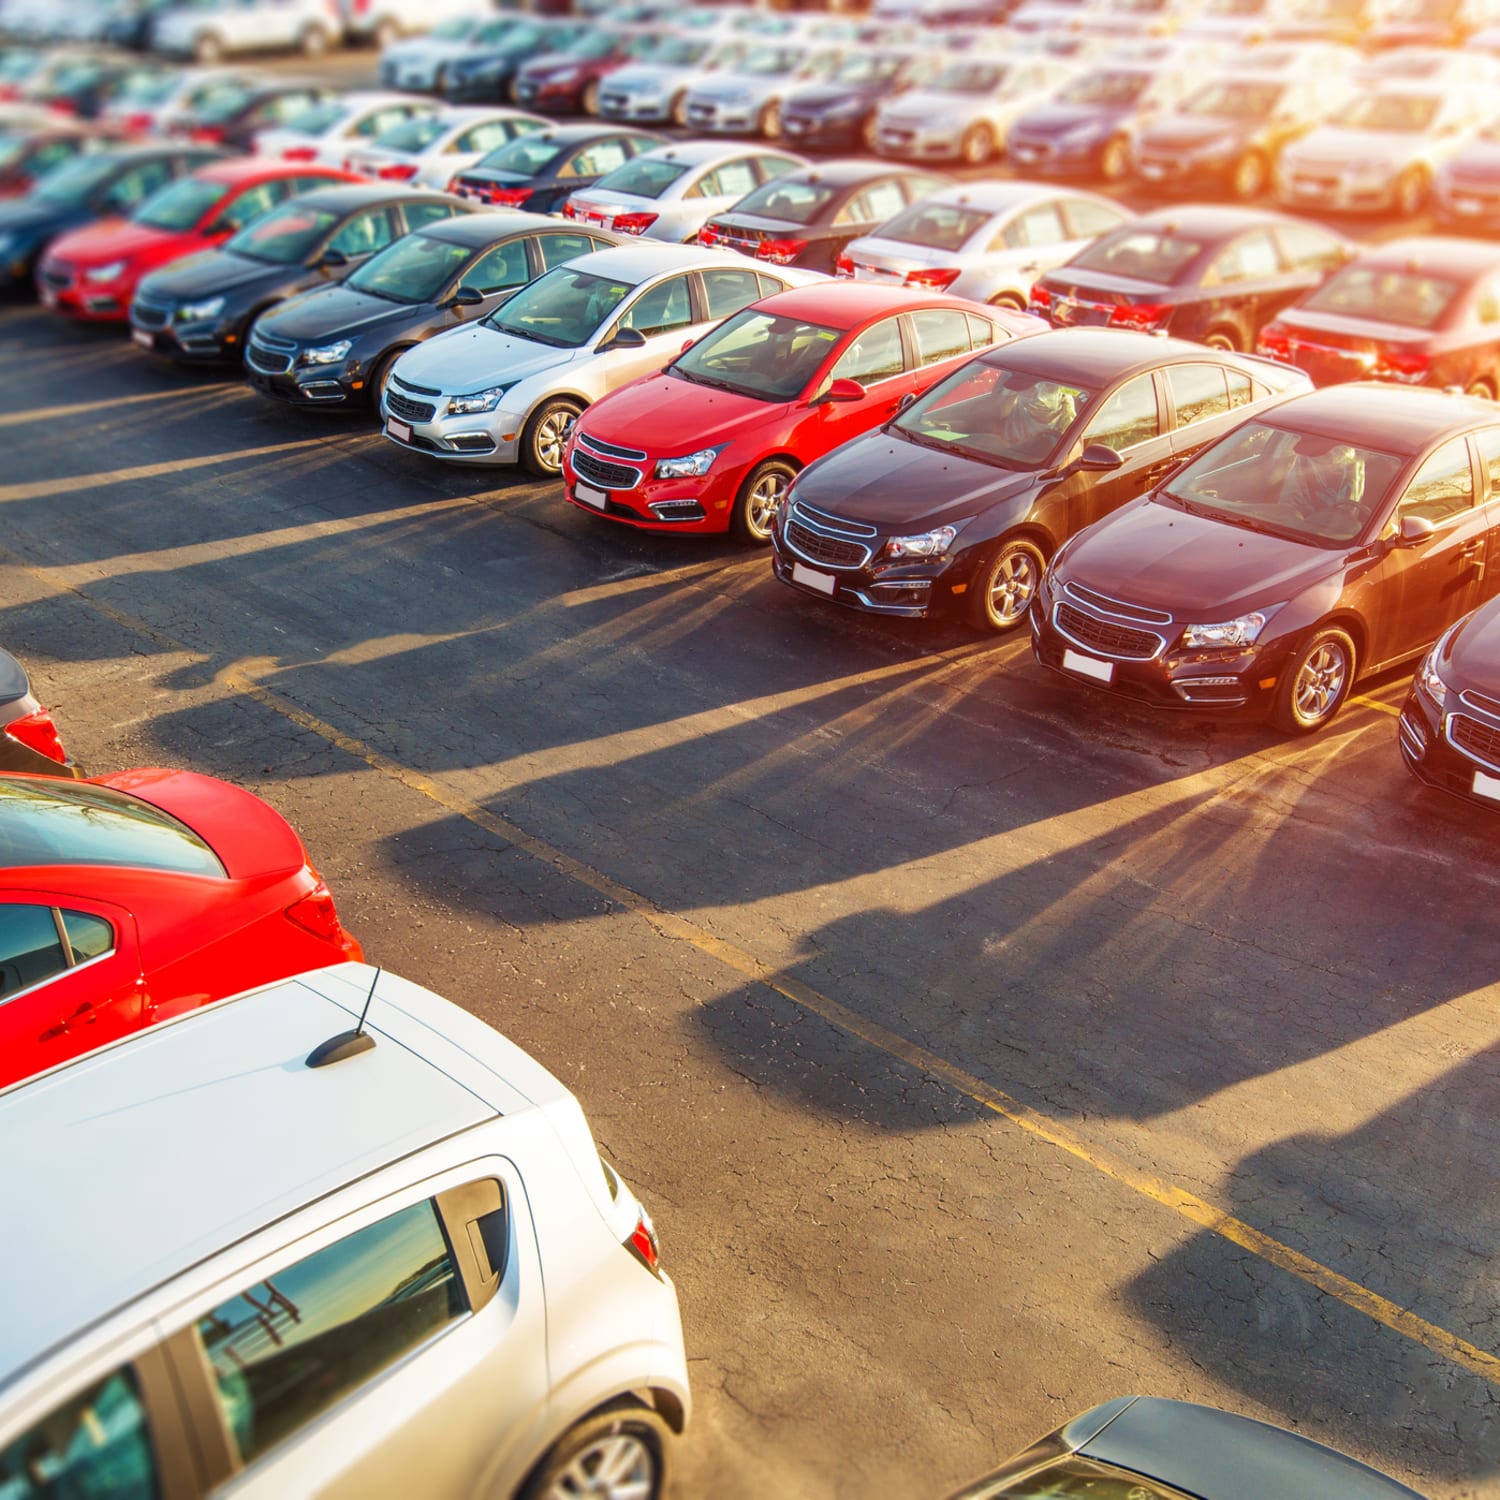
466,237,531,293
1167,362,1231,427
696,159,757,200
619,274,693,337
1274,222,1347,274
837,179,905,227
220,181,281,233
1398,438,1475,525
756,272,786,298
404,200,463,232
104,159,172,211
457,120,515,153
0,1366,158,1499
1082,373,1160,451
909,308,972,366
1226,367,1254,409
358,105,417,139
61,908,114,961
197,1200,466,1468
568,139,630,178
0,903,66,999
966,312,996,347
1002,202,1066,251
327,207,397,259
1064,196,1126,239
754,154,801,183
830,315,905,385
1204,230,1281,286
535,232,598,271
700,267,764,320
261,92,319,125
1476,429,1500,500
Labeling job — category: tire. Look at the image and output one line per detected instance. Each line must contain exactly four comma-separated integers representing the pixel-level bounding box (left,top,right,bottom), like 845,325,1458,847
670,90,689,127
521,397,583,478
1393,166,1429,217
960,122,994,166
1229,150,1267,200
1099,135,1129,182
1465,376,1495,401
966,536,1046,635
373,16,401,47
369,349,403,415
299,23,330,57
758,98,781,139
1268,626,1356,734
1203,325,1242,352
581,79,600,116
987,292,1028,312
193,29,223,63
519,1408,669,1500
731,459,796,544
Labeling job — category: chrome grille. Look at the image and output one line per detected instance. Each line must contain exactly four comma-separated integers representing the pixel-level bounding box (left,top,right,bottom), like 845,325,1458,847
1459,687,1500,719
245,339,293,376
132,300,170,329
386,391,436,423
782,500,874,570
1062,581,1172,625
573,449,642,490
393,375,440,396
1054,603,1162,660
577,431,647,462
1449,712,1500,774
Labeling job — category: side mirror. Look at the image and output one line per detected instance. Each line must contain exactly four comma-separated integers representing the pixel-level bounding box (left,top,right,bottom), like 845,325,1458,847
446,284,484,309
812,376,865,406
1399,514,1436,546
598,326,648,353
315,246,348,271
1077,441,1124,472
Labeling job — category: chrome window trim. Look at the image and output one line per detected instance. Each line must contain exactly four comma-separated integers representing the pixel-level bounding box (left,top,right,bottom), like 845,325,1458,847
0,944,119,1011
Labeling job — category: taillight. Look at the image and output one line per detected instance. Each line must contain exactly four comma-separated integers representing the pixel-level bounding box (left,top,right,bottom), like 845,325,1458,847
613,211,657,235
377,162,418,180
1108,301,1169,331
698,223,721,246
488,186,532,207
191,126,225,144
1258,325,1290,361
285,880,348,946
122,111,152,134
283,146,318,162
1030,283,1052,314
1374,348,1429,383
905,265,961,291
624,1205,662,1277
447,175,465,194
756,236,806,265
561,200,579,218
834,251,854,277
4,708,67,765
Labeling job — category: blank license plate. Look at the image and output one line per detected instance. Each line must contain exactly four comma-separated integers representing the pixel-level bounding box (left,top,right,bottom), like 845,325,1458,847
1063,648,1113,684
575,483,607,508
792,562,835,596
1454,197,1483,215
386,417,412,444
41,287,57,308
1473,768,1500,802
131,329,153,349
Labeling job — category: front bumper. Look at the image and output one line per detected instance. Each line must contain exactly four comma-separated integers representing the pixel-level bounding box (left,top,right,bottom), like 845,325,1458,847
1435,183,1500,231
36,264,136,321
380,379,515,464
245,332,367,407
780,113,865,149
1399,682,1500,810
1131,152,1238,193
514,77,586,113
684,98,763,134
873,124,962,160
561,440,738,532
1277,167,1401,213
1007,136,1103,175
597,91,672,123
129,298,238,362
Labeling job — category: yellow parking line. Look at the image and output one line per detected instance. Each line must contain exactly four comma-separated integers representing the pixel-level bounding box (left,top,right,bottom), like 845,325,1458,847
10,547,1498,1388
1351,694,1403,718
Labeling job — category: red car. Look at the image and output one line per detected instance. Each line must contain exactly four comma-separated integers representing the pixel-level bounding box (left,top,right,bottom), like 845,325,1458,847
0,122,122,199
36,157,359,322
0,768,363,1089
562,282,1044,542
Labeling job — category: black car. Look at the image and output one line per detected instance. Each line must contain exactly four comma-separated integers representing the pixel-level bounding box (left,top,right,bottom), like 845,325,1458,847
770,329,1309,632
129,184,472,365
244,211,624,410
1030,205,1353,353
951,1397,1425,1499
169,79,333,152
0,144,224,295
512,27,656,117
0,648,79,779
0,123,118,200
449,125,663,214
700,159,949,275
778,51,928,153
441,18,586,105
23,56,155,121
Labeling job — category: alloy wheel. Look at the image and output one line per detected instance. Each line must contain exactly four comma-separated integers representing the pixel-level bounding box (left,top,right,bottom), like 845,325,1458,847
1292,640,1349,723
746,469,788,539
539,1433,656,1500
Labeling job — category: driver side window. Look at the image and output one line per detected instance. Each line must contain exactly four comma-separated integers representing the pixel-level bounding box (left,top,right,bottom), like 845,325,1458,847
466,238,530,294
1398,439,1475,525
619,274,693,337
829,316,904,386
1081,373,1160,452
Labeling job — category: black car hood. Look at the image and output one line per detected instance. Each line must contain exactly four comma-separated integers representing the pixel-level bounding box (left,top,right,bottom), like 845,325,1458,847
0,199,89,244
784,81,880,113
138,249,290,302
796,431,1036,529
255,283,423,343
1447,595,1500,691
1012,101,1130,140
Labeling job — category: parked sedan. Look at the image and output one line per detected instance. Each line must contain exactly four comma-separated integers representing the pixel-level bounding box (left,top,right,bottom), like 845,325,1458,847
700,160,950,275
681,41,841,139
1434,118,1500,231
247,213,625,410
1031,205,1353,352
512,26,660,118
130,183,469,364
596,34,745,127
838,181,1130,309
1032,383,1500,732
342,106,548,187
772,329,1306,630
1258,237,1500,399
449,125,664,215
380,243,811,475
562,141,805,243
253,90,435,166
778,48,934,152
0,647,77,778
38,157,358,323
0,768,362,1089
564,284,1040,541
151,0,344,62
0,120,118,199
439,17,586,106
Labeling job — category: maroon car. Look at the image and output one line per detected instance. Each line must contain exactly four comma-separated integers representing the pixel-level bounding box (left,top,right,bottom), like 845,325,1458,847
1258,237,1500,399
1031,383,1500,733
512,28,658,117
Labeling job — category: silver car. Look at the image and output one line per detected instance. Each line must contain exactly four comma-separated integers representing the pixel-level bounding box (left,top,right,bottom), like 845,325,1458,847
840,181,1132,308
342,106,549,187
151,0,346,62
682,41,843,138
561,140,806,243
380,241,813,473
595,35,747,127
377,13,524,94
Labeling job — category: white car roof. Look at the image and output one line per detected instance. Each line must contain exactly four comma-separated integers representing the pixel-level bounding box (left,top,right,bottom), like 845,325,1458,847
922,180,1100,214
0,963,564,1392
632,138,788,169
563,241,771,285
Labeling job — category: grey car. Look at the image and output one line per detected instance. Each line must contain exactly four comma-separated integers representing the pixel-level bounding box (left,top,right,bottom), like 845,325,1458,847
596,34,748,126
682,41,843,138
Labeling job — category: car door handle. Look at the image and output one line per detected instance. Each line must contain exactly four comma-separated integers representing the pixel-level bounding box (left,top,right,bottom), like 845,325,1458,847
1461,540,1486,579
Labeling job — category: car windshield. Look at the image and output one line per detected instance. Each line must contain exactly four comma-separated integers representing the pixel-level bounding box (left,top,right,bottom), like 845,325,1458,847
981,1456,1184,1497
739,45,800,75
652,36,712,64
894,362,1095,468
728,177,836,226
1071,227,1203,283
669,310,841,400
281,99,348,136
931,60,1010,93
131,177,227,231
875,200,989,251
593,156,687,198
1180,78,1282,117
194,84,260,124
1162,419,1404,544
34,153,129,206
374,113,448,152
1057,70,1150,106
1329,93,1439,131
226,203,341,264
486,266,632,346
1299,263,1459,329
0,777,226,878
830,52,904,84
346,231,472,303
478,134,562,176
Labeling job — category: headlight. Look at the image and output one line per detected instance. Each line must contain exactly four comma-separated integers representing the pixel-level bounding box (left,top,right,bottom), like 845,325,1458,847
84,259,127,282
1415,647,1448,709
654,445,724,479
1180,610,1270,648
446,385,506,415
883,523,960,561
176,295,225,322
301,339,353,366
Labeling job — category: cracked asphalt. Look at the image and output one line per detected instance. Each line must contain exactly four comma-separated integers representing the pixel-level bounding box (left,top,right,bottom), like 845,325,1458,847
4,242,1500,1495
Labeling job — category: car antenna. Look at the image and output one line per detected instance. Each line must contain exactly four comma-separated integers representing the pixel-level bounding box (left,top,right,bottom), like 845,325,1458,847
306,966,380,1068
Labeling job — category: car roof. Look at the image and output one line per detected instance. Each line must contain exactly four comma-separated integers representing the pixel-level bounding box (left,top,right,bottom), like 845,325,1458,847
1350,234,1500,279
417,209,563,246
985,327,1239,383
195,156,344,186
1130,204,1325,238
1259,382,1500,453
560,240,745,284
1079,1397,1426,1500
526,123,657,146
291,182,462,213
786,156,928,187
0,964,558,1393
924,180,1106,215
755,279,991,327
633,138,780,167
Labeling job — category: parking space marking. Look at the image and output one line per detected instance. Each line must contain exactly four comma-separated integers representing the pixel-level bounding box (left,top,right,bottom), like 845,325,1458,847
9,544,1498,1390
0,387,233,429
1351,694,1403,718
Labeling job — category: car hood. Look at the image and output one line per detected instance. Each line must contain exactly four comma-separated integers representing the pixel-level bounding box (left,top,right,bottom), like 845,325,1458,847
1284,126,1423,167
583,370,789,449
393,320,573,390
47,215,192,267
1447,596,1500,689
605,63,691,92
693,71,786,102
784,82,876,112
1135,113,1249,153
256,283,418,342
796,430,1036,528
883,88,979,124
1013,101,1131,139
519,51,587,82
138,248,283,300
1444,140,1500,182
0,198,84,241
1064,497,1341,614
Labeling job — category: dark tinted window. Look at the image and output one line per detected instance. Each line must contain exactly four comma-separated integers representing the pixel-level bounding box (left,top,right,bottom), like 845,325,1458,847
0,904,66,998
62,909,114,961
328,208,397,259
1071,227,1204,285
466,237,531,293
909,308,971,366
199,1200,464,1466
1082,373,1160,450
1167,362,1231,426
535,232,598,271
403,200,464,232
1398,438,1474,524
1301,264,1460,331
0,778,225,877
879,200,987,252
700,267,763,320
730,177,837,227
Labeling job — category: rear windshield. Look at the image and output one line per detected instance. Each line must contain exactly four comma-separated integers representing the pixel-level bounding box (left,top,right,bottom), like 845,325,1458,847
1299,264,1459,329
281,99,348,136
729,177,836,226
0,779,226,877
477,134,563,176
1071,227,1204,284
875,200,988,252
593,156,687,199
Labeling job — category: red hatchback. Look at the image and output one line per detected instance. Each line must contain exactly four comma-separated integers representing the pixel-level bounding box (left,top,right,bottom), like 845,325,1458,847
0,768,363,1089
562,283,1044,543
36,157,359,322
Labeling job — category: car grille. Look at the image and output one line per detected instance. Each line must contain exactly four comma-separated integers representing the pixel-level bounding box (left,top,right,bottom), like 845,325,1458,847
393,375,440,395
246,331,296,375
386,390,436,423
1063,581,1172,625
577,431,646,462
1449,712,1500,774
573,448,642,490
132,299,170,329
599,92,630,112
783,500,874,570
1054,603,1162,660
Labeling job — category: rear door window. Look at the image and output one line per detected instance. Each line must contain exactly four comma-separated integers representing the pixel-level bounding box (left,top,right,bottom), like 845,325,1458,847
700,267,764,320
1081,373,1161,452
0,903,67,999
830,315,905,385
1398,438,1475,525
403,200,464,232
327,207,397,259
1204,230,1281,286
1000,202,1066,251
535,232,599,271
1166,363,1231,428
466,237,531,292
908,308,972,367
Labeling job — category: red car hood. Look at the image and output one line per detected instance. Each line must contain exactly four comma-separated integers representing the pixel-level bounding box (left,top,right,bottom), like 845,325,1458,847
48,216,201,270
580,371,792,454
94,768,308,880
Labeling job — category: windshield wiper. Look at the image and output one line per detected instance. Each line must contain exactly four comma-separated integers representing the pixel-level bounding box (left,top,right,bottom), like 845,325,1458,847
672,367,752,396
491,322,569,347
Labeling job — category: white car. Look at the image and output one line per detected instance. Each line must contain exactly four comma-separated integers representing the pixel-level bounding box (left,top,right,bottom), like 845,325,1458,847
0,963,690,1500
253,89,436,165
839,182,1133,309
381,241,813,473
342,105,549,186
376,13,482,90
341,0,482,48
151,0,347,62
562,140,806,243
595,34,747,126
